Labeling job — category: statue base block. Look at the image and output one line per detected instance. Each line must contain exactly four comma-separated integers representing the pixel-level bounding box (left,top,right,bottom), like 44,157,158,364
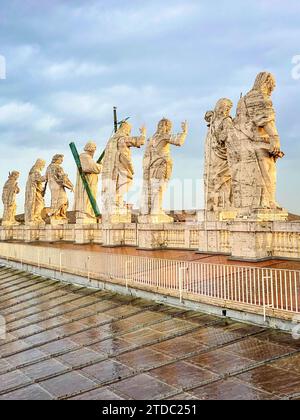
138,214,174,224
218,211,238,221
238,208,289,222
50,218,68,226
102,213,132,224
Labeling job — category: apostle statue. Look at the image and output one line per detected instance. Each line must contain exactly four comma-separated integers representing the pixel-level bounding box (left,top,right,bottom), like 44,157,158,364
204,99,233,212
1,171,20,226
101,121,146,223
73,141,102,224
232,72,284,212
24,159,46,225
140,118,188,223
46,154,74,225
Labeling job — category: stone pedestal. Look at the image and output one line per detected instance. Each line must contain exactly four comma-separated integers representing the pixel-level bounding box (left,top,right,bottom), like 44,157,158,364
138,224,169,249
230,221,273,261
0,227,13,241
138,214,174,224
244,208,288,222
50,218,68,226
24,225,44,242
75,224,97,244
102,208,132,224
102,223,126,247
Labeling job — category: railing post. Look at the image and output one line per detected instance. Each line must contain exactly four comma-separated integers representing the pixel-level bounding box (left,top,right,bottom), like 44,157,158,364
37,249,40,270
59,252,63,275
179,266,187,303
87,256,90,282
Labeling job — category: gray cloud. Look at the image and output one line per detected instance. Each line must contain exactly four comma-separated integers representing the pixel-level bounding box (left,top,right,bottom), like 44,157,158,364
0,0,300,213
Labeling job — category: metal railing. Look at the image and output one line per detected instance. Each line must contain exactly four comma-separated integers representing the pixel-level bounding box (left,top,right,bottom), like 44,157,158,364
0,243,299,317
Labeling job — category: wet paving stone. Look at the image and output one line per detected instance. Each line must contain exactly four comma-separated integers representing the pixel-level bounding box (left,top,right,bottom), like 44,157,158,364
0,370,32,393
150,361,218,389
70,326,113,346
0,384,53,400
81,360,133,383
21,358,68,381
39,338,79,355
1,267,300,400
189,325,242,346
39,371,98,398
77,313,115,327
68,387,124,400
150,319,195,334
168,393,199,400
0,338,32,356
6,348,47,367
271,353,300,375
110,373,176,400
258,330,300,350
224,337,293,362
151,336,206,357
122,329,164,346
237,365,300,397
190,378,276,400
57,347,103,368
90,337,135,355
187,348,254,374
117,347,173,370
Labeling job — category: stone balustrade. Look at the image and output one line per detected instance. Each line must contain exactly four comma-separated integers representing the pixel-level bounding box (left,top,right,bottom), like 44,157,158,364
1,219,300,261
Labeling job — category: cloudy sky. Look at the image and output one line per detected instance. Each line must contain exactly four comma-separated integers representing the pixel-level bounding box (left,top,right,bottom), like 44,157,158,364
0,0,300,214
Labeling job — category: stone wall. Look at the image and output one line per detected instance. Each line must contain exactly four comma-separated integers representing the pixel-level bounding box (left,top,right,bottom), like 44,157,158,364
1,219,300,261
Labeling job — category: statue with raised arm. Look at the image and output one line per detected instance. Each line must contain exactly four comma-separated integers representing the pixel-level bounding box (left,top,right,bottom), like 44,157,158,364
1,171,20,227
139,118,188,223
46,154,74,225
101,121,146,223
74,141,102,224
232,72,285,214
203,99,233,212
25,159,46,225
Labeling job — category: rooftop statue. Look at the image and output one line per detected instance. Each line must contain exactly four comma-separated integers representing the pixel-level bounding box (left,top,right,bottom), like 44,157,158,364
101,121,146,223
203,72,287,221
73,141,102,224
24,159,46,226
1,171,20,227
232,72,284,213
139,118,188,223
204,99,233,212
46,154,74,225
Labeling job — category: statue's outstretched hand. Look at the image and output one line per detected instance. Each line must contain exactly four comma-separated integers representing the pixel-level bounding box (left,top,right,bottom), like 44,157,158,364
140,125,146,137
270,135,281,155
181,121,188,133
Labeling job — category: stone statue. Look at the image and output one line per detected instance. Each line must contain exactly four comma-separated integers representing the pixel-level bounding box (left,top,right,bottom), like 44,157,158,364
232,72,284,212
139,118,188,223
1,171,20,227
204,99,233,212
46,154,74,225
24,159,46,225
101,121,146,223
73,141,102,224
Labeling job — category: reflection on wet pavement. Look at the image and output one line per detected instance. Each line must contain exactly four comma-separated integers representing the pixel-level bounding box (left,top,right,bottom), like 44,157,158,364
0,266,299,400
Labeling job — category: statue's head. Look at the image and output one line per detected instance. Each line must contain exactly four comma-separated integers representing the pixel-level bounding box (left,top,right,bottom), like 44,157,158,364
8,171,20,180
51,154,64,164
253,72,276,95
119,121,132,136
158,118,172,134
35,159,46,171
84,141,97,155
214,98,233,118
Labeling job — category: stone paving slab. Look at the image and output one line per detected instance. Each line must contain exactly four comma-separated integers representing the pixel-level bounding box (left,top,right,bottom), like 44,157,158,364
0,266,299,400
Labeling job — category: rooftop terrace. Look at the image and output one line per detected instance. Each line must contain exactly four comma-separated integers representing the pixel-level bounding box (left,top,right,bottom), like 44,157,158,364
0,266,300,400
